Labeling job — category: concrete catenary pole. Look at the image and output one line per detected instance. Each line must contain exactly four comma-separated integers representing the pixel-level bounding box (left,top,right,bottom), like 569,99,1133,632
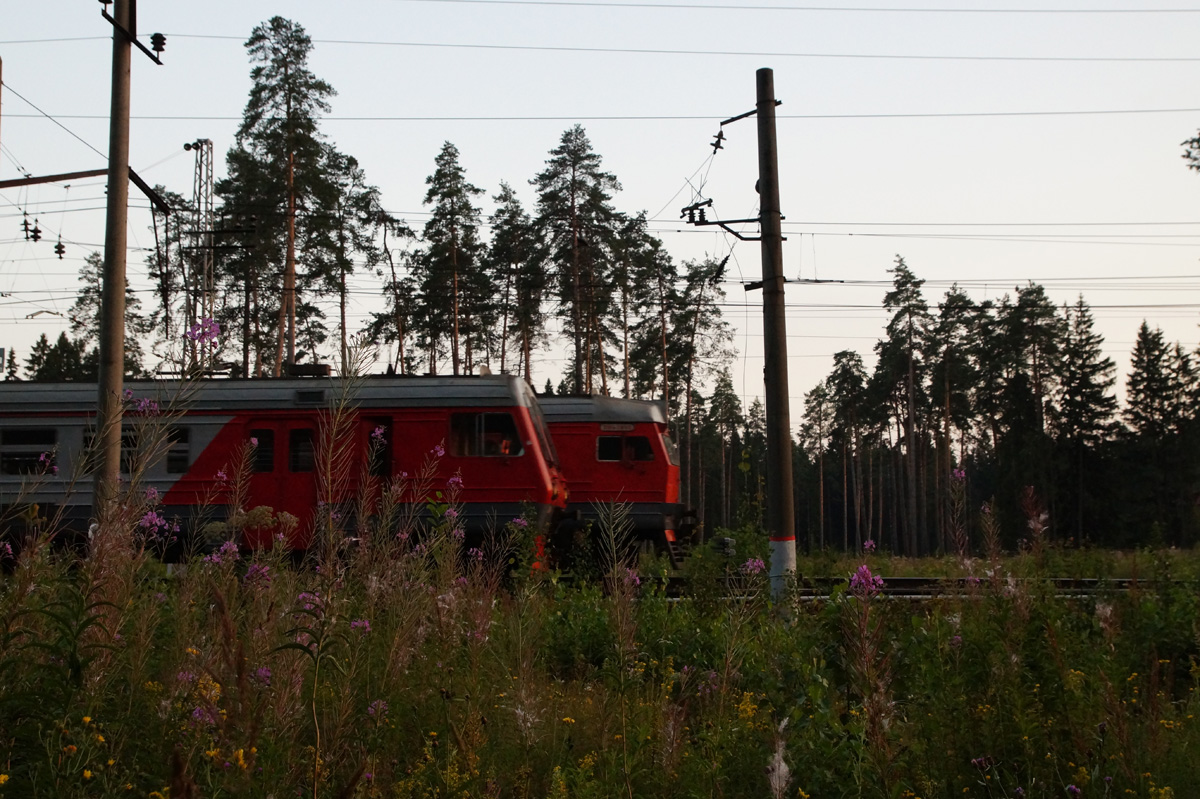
756,68,797,595
96,0,133,517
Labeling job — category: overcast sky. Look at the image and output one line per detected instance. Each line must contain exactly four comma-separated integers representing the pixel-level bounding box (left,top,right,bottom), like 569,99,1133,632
2,0,1199,421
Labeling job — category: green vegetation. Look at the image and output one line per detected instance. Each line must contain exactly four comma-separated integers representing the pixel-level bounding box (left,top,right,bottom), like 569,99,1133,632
3,495,1199,797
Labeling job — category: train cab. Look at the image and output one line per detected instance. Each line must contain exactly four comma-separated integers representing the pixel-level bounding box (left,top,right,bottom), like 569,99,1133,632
539,394,695,566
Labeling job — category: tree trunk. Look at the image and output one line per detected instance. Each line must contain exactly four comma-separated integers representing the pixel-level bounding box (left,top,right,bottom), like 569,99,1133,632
451,223,461,375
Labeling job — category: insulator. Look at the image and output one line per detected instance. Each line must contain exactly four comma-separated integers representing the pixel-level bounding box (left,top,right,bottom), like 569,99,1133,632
54,241,66,260
150,33,166,53
31,223,41,243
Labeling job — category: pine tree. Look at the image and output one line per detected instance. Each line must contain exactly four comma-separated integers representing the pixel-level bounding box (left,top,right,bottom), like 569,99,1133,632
217,16,354,375
827,350,868,551
308,148,383,373
487,182,544,381
413,142,486,375
705,370,745,529
531,125,622,393
874,256,932,554
799,382,833,549
1002,283,1065,434
366,211,416,375
5,349,18,381
929,286,977,548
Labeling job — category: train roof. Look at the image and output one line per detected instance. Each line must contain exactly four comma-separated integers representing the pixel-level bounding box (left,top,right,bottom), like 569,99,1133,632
0,374,538,416
538,394,667,426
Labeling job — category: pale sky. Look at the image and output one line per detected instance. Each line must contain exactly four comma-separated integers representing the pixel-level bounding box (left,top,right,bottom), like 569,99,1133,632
3,0,1199,424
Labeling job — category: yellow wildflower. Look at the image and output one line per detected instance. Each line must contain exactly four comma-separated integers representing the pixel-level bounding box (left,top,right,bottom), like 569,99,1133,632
0,774,9,785
83,769,92,779
82,716,92,724
562,717,576,724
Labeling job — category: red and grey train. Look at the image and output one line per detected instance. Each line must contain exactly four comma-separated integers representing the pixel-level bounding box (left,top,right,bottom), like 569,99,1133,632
0,375,693,563
539,394,696,566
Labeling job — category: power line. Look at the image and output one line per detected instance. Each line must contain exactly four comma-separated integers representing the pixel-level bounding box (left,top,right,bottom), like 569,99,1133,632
168,34,1200,62
11,106,1200,122
384,0,1200,13
0,81,107,161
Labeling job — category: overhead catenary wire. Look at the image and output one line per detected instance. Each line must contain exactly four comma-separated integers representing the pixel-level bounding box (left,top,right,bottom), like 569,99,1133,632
160,34,1200,63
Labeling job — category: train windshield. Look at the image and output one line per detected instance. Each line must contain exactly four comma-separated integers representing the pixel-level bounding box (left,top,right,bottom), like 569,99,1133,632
661,430,680,466
522,384,559,466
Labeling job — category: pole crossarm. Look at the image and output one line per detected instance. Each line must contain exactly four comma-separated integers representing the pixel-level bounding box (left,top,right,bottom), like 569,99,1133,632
0,167,171,215
101,7,164,66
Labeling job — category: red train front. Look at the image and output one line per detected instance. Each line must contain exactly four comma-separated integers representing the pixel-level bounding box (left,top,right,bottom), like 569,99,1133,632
539,395,696,567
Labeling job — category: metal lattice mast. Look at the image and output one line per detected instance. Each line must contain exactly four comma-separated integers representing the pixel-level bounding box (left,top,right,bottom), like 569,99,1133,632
186,138,214,321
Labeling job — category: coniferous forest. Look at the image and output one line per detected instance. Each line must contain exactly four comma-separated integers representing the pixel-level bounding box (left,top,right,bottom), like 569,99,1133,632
10,16,1200,554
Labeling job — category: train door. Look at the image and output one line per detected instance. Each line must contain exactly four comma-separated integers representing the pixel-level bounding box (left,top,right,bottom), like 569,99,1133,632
244,418,318,549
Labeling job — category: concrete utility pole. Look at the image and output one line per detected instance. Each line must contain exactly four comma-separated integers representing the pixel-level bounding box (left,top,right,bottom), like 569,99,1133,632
678,68,797,595
95,0,164,517
756,67,797,595
95,0,134,516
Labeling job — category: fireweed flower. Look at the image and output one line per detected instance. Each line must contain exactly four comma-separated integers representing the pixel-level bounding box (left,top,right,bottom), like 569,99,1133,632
249,437,258,448
511,517,529,528
243,563,271,587
367,699,388,718
185,317,221,344
351,619,371,635
252,666,271,686
371,425,386,442
447,474,464,490
432,443,445,457
850,564,884,597
863,539,876,553
741,557,766,575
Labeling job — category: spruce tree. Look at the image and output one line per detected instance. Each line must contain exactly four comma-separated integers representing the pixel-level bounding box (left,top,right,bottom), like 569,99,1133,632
1125,321,1172,439
1052,297,1117,540
69,252,151,377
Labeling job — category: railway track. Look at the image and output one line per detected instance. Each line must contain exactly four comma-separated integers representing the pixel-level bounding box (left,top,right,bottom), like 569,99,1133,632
661,575,1149,599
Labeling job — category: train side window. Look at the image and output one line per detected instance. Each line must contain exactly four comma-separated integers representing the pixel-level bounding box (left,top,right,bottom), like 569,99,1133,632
166,427,190,474
597,435,654,462
450,413,523,457
289,429,316,473
597,435,623,462
82,429,138,473
0,428,57,475
626,436,654,461
250,429,275,473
